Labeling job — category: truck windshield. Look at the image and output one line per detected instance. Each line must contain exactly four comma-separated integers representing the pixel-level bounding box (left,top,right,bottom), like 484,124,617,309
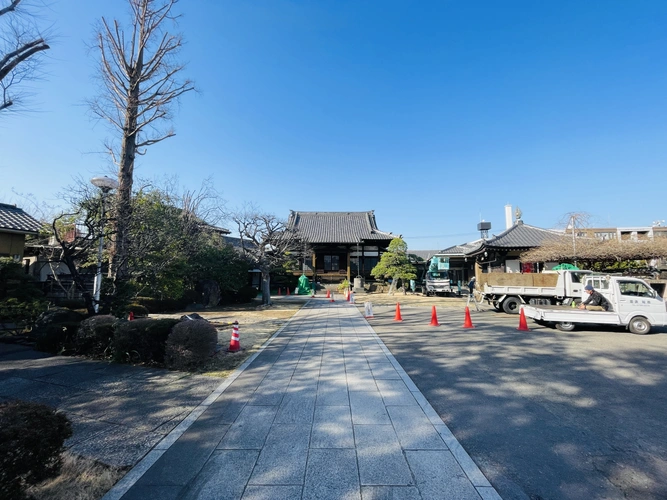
618,281,655,297
427,272,448,280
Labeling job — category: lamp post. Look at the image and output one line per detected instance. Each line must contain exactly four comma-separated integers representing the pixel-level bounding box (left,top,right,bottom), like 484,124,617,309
90,176,118,313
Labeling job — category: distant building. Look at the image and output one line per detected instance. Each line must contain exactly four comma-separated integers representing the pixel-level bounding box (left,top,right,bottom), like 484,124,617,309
0,203,42,262
564,225,667,242
286,211,397,283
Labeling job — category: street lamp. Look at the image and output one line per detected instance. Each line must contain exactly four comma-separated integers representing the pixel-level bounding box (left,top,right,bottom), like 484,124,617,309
90,176,118,313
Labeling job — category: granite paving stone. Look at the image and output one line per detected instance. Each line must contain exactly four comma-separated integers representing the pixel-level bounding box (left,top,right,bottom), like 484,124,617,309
387,406,448,450
181,450,259,500
131,420,230,486
349,390,391,425
405,450,482,500
249,424,310,485
311,405,355,449
375,379,418,406
274,393,316,424
354,424,414,486
303,449,361,500
218,405,278,449
360,486,423,500
241,485,303,499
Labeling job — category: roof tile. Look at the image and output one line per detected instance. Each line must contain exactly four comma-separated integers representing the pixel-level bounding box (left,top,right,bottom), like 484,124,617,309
0,203,42,234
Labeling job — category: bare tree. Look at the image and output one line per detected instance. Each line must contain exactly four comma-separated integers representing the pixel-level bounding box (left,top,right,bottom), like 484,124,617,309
232,207,305,305
89,0,195,287
0,0,50,112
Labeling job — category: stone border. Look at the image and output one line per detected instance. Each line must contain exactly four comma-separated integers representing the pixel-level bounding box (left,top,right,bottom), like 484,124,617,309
101,303,309,500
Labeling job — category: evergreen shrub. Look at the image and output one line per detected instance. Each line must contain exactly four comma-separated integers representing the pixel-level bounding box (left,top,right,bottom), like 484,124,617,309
165,320,218,371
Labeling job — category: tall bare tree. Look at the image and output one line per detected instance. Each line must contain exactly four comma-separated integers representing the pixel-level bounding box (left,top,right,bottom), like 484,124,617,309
0,0,50,112
89,0,194,288
233,207,305,305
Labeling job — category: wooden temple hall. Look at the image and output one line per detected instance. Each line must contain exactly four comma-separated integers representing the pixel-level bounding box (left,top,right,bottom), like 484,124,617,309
286,211,397,283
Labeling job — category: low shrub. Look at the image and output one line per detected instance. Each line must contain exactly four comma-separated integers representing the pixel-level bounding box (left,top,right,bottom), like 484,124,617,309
337,279,350,293
165,320,218,371
74,315,116,356
33,322,80,354
0,401,72,500
112,318,180,364
127,304,149,317
135,297,185,314
237,285,258,303
54,299,86,310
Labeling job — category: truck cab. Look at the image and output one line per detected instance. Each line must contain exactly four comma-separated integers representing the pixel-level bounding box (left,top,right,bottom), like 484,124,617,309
423,255,456,296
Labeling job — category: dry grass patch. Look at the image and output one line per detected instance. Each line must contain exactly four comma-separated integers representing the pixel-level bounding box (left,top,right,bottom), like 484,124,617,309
26,451,127,500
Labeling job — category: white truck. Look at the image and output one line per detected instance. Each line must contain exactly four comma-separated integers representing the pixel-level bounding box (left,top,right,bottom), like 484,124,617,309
523,275,667,335
423,254,456,296
481,269,593,314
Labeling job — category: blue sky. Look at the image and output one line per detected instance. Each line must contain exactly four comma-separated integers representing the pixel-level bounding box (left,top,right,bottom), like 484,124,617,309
2,0,667,250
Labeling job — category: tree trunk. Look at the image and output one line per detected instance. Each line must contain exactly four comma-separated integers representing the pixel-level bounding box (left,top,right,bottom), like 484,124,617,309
261,271,271,305
60,250,96,315
111,48,142,288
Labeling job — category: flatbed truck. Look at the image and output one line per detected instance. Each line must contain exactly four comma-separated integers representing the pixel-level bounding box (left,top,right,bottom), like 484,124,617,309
523,275,667,335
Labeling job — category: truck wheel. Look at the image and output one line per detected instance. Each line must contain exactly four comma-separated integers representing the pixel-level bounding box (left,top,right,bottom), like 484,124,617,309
502,297,521,314
555,322,575,332
628,316,651,335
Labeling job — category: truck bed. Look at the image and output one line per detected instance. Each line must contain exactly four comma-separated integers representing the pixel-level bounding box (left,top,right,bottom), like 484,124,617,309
523,305,621,325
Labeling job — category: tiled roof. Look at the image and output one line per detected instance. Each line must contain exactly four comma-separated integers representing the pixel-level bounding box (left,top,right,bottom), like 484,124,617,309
287,211,396,244
409,250,441,261
471,221,561,252
0,203,42,234
440,240,484,256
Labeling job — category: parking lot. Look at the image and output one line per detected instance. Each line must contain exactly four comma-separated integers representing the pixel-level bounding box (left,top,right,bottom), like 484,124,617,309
367,304,667,500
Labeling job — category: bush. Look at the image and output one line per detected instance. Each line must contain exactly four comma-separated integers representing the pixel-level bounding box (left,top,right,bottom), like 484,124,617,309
128,304,149,317
74,315,116,356
337,279,350,293
237,285,258,303
135,297,185,314
0,401,72,500
112,318,180,364
165,320,218,371
54,299,86,310
33,322,80,354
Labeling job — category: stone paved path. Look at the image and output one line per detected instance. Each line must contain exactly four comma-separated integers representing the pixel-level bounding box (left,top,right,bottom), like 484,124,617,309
107,298,501,500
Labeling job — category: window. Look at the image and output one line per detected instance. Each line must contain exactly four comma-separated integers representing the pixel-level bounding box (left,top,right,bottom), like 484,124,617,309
618,281,654,297
594,232,616,240
323,255,340,271
587,277,610,290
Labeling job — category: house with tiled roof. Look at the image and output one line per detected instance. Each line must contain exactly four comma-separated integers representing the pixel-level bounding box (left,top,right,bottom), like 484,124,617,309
0,203,42,261
286,211,398,283
437,208,563,284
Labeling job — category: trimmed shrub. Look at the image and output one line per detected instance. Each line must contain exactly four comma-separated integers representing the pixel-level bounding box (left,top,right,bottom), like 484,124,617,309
74,315,116,356
237,285,258,303
54,298,86,310
337,279,350,293
33,322,80,354
135,297,186,314
112,318,180,364
0,401,72,500
128,304,149,317
165,320,218,371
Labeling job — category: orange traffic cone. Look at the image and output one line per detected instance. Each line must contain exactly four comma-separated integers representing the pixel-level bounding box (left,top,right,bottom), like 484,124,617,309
394,303,403,321
517,307,530,331
128,311,134,321
429,306,440,326
228,321,240,352
330,292,335,303
346,289,350,302
287,287,290,296
462,306,474,328
326,289,331,298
